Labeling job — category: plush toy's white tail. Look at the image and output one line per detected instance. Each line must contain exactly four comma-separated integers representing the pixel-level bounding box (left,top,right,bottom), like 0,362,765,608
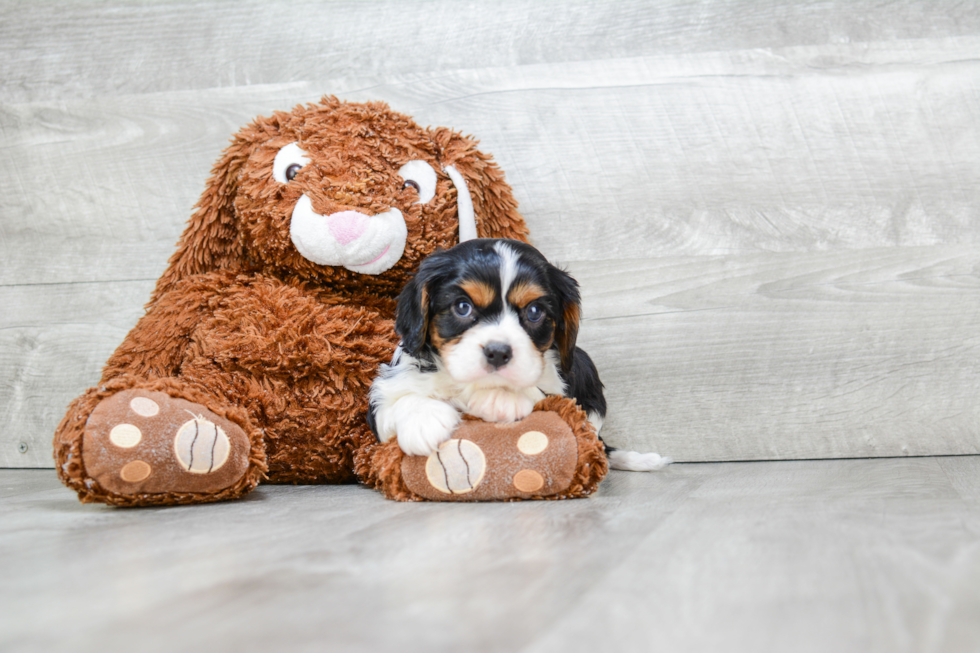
607,450,672,471
444,165,478,242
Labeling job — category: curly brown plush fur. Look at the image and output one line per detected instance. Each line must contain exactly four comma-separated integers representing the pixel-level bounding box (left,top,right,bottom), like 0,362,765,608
52,97,605,506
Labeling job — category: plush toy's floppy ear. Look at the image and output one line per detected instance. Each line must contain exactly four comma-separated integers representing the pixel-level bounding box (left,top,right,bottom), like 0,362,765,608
548,263,582,375
429,128,530,243
149,125,265,304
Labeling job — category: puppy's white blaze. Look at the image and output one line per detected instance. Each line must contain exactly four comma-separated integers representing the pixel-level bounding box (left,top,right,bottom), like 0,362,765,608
608,450,672,472
289,195,407,275
493,241,521,298
443,312,542,388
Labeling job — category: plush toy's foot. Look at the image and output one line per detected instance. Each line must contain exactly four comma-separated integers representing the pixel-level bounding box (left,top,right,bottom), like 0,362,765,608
81,388,252,496
362,396,608,502
55,379,266,507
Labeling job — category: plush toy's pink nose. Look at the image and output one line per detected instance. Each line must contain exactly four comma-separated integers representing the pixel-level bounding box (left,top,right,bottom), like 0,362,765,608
326,210,368,245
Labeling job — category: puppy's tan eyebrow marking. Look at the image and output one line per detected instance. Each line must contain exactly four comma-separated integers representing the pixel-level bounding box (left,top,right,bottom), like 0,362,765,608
507,281,546,308
459,280,496,309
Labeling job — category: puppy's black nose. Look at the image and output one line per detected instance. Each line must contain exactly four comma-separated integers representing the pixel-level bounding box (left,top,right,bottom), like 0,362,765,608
483,342,513,369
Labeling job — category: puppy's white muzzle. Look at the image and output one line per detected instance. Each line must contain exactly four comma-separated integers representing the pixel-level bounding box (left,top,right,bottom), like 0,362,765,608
444,315,544,389
289,194,407,275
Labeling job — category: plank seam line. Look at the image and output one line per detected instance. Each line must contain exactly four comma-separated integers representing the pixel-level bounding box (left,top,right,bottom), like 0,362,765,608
0,278,158,289
585,306,736,322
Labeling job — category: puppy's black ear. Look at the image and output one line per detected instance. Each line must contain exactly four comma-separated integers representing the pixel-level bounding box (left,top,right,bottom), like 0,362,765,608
395,270,432,357
548,264,582,374
396,251,454,357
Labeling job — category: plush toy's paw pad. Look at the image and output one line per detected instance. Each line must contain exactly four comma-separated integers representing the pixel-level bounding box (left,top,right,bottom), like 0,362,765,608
424,438,487,495
401,412,578,501
81,389,251,496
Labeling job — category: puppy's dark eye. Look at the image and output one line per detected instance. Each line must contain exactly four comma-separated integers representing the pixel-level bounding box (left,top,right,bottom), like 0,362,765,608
526,303,544,323
285,163,303,182
452,299,474,319
403,179,421,192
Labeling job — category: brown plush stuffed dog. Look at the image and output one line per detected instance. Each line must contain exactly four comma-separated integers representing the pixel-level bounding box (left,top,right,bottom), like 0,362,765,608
53,97,605,506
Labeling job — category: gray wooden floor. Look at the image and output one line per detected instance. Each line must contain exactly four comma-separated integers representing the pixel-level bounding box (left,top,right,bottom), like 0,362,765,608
3,458,980,653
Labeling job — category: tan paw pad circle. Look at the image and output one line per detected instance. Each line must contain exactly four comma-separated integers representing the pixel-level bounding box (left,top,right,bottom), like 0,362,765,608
425,439,486,495
513,469,544,493
129,396,160,417
173,417,230,474
119,460,152,483
109,423,142,448
517,430,549,455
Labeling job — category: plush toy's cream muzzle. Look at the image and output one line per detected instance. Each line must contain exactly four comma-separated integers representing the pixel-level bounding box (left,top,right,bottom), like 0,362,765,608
289,196,409,275
285,149,479,275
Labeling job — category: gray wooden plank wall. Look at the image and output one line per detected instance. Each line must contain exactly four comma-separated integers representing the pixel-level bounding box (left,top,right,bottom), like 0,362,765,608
2,1,979,467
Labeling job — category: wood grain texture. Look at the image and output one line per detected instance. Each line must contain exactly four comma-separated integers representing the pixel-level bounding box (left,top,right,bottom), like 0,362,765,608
0,87,310,285
5,38,980,283
3,246,975,465
2,1,979,466
525,457,980,653
396,39,980,264
572,246,980,461
4,1,979,104
3,457,980,651
0,281,150,467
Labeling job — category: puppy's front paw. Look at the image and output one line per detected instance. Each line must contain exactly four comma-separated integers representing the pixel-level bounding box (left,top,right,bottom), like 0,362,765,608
388,396,461,456
466,388,537,423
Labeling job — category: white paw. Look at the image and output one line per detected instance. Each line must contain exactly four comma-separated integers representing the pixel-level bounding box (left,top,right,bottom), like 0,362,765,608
465,388,536,423
386,395,461,456
607,450,672,472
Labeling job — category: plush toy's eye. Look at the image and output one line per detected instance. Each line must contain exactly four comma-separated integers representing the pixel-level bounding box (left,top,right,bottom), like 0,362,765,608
452,299,474,319
273,142,310,184
525,303,545,323
397,160,436,203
